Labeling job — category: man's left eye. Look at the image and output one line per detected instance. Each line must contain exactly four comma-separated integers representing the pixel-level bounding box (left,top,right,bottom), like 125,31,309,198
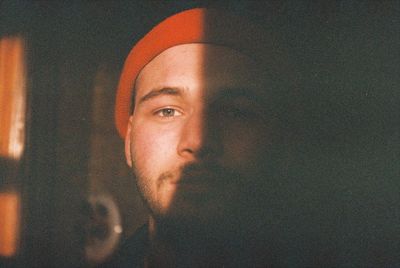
219,107,260,121
155,108,182,117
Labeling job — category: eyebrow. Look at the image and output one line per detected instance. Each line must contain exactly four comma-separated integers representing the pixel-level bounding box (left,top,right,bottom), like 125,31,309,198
138,87,184,104
212,88,265,105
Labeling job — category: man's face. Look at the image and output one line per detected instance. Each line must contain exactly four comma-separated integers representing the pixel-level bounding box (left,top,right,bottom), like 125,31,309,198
125,44,275,226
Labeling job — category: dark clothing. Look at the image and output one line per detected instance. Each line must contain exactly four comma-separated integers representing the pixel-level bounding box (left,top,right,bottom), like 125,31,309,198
103,224,148,268
102,224,268,268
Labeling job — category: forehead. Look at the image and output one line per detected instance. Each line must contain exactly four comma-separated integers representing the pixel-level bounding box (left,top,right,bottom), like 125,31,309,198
135,44,267,100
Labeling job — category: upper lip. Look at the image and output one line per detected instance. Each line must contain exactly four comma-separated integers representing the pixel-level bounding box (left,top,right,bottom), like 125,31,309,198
175,162,233,185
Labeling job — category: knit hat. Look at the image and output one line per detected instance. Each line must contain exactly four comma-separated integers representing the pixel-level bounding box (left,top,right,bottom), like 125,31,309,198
115,7,289,138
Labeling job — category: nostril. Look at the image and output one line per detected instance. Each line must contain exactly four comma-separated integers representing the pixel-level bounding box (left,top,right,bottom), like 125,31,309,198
183,148,195,154
177,113,223,159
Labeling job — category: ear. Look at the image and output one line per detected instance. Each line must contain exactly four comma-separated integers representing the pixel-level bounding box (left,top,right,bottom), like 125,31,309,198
124,116,134,167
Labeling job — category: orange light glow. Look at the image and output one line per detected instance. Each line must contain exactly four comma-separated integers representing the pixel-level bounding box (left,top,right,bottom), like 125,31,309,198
0,192,20,257
0,36,27,160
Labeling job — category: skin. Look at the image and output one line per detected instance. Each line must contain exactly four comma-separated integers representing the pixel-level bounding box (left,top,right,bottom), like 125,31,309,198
125,43,277,266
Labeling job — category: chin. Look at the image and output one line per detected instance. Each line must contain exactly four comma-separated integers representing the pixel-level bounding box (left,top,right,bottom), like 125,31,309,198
154,200,239,236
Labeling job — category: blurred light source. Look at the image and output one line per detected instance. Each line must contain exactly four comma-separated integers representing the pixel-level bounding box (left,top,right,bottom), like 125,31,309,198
0,35,27,258
0,192,20,257
0,36,27,160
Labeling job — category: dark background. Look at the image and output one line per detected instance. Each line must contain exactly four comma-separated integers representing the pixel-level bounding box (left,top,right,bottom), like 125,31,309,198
0,1,398,267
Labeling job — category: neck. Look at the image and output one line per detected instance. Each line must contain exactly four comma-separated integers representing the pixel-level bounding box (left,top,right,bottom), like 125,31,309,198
146,216,228,267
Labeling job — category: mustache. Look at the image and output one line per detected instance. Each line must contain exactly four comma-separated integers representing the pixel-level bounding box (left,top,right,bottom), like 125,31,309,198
160,162,240,185
181,162,241,184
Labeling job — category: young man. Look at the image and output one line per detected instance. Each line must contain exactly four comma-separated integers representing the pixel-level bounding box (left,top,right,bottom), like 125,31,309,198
112,8,293,267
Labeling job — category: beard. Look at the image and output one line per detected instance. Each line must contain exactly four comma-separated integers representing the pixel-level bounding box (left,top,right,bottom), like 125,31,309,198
132,159,286,244
129,135,289,237
132,159,267,230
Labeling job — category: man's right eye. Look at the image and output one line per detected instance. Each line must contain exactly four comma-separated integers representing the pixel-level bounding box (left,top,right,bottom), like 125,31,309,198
154,108,182,118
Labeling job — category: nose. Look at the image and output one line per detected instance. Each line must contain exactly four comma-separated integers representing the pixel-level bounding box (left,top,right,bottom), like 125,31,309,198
177,111,222,160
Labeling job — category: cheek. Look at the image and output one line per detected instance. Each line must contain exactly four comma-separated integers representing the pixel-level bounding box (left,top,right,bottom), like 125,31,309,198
131,123,180,176
222,123,271,167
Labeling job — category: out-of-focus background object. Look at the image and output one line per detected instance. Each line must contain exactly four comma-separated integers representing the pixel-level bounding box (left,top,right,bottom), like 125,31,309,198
0,35,26,261
0,36,26,161
0,192,20,257
84,193,122,265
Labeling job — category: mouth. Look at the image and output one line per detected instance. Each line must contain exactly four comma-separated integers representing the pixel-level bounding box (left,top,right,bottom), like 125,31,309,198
157,164,243,211
170,163,237,189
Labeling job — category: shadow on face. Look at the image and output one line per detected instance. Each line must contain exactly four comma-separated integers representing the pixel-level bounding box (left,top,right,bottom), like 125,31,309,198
127,43,280,226
125,43,291,265
123,24,400,268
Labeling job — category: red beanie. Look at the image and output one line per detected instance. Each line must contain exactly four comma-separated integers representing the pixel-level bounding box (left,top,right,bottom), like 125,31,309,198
115,8,289,138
